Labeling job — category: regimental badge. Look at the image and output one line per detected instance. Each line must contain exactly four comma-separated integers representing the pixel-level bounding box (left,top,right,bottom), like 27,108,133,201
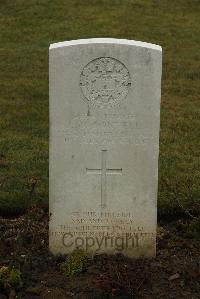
80,57,131,108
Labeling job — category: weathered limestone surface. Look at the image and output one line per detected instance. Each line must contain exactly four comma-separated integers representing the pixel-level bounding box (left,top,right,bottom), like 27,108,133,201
49,38,162,257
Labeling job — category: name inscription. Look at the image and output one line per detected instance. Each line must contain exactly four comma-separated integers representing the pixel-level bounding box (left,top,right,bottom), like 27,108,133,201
56,113,154,146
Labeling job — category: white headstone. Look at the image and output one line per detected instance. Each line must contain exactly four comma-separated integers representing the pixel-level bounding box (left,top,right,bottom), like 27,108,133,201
49,38,162,257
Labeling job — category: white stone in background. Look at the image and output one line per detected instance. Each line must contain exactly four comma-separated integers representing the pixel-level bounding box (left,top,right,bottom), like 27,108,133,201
49,38,162,257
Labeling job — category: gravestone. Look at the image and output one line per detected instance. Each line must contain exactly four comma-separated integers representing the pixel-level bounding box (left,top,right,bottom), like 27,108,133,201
49,38,162,257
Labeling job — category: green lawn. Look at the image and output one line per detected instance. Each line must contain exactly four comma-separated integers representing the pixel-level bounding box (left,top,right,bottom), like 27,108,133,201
0,0,199,216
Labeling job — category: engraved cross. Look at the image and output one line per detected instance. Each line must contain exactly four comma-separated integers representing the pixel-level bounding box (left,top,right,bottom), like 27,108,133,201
86,150,122,209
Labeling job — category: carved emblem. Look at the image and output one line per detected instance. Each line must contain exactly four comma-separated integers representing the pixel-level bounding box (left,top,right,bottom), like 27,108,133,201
80,57,131,107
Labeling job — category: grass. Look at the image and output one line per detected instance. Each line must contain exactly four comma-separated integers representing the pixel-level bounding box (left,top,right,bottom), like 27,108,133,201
0,0,199,216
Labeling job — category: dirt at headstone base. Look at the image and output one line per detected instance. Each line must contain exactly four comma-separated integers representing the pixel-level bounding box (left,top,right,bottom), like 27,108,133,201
0,207,199,299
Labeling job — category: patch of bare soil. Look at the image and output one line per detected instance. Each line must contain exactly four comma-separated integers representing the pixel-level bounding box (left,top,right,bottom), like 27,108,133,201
0,208,199,299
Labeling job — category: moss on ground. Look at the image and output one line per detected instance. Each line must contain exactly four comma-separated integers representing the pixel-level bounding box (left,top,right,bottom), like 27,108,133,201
0,266,23,293
60,249,90,277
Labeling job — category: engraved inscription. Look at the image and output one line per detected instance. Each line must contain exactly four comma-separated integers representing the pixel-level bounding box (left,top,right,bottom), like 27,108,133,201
59,113,154,146
80,57,131,107
51,211,155,252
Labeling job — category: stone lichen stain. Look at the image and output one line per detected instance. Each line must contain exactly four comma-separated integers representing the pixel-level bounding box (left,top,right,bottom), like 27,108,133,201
132,196,137,203
87,103,91,117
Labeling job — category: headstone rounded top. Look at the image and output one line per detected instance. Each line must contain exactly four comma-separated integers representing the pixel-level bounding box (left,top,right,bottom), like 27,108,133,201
49,38,162,52
80,57,131,108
